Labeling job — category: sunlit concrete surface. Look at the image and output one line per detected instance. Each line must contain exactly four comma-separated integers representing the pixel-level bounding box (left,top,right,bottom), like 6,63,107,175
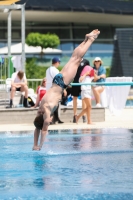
0,108,133,132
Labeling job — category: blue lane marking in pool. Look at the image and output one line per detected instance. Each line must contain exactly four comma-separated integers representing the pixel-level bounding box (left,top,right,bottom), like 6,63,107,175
0,128,133,200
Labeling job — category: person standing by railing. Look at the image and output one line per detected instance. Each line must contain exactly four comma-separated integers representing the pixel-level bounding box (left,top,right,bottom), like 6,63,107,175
71,58,90,123
75,65,95,124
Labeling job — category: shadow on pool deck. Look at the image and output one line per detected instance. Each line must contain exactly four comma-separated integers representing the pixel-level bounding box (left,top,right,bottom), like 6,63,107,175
0,108,133,132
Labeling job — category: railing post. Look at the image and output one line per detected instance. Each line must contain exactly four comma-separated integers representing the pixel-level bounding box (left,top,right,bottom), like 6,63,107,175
8,10,12,78
21,4,25,72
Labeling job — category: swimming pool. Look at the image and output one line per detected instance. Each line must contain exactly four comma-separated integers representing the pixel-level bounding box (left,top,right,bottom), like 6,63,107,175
0,128,133,200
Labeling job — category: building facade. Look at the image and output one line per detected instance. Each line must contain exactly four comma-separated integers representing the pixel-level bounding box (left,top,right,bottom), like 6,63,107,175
0,0,133,67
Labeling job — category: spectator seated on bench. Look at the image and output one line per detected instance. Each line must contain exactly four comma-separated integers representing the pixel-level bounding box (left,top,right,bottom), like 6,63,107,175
6,70,30,108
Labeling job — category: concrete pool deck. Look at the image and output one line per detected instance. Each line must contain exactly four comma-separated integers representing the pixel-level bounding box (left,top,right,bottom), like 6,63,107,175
0,108,133,132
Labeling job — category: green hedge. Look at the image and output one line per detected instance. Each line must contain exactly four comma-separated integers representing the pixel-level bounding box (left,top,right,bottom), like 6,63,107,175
26,58,111,80
106,67,111,77
26,58,63,90
26,58,62,79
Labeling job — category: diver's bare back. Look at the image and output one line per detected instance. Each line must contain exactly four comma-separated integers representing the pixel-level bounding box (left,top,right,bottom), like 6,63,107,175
38,84,62,114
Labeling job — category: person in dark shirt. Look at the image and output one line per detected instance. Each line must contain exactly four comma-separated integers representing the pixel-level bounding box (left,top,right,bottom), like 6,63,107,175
71,58,90,123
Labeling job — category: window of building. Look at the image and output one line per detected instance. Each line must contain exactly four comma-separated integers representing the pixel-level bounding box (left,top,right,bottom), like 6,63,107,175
73,28,89,39
59,42,74,51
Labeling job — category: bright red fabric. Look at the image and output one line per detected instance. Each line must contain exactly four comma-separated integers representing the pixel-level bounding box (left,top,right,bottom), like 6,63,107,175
80,65,94,77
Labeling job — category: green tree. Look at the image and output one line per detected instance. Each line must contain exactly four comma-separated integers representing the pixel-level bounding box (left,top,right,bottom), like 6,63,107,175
26,58,63,91
26,32,60,57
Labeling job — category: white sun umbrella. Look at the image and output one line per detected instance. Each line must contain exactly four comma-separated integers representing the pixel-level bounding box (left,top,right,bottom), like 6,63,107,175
0,43,62,54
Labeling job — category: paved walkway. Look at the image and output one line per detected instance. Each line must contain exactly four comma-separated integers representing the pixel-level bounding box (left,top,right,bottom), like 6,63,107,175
0,108,133,132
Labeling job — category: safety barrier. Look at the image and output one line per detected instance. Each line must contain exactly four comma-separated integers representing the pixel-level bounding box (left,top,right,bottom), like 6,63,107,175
0,79,42,106
0,77,132,110
71,81,133,86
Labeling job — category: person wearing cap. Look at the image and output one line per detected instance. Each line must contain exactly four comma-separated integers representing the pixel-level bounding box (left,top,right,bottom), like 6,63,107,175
92,57,106,107
33,29,100,151
46,57,65,124
46,57,61,90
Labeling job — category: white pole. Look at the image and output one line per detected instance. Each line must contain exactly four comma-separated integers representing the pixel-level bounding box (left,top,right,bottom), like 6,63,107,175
8,10,11,78
21,4,25,72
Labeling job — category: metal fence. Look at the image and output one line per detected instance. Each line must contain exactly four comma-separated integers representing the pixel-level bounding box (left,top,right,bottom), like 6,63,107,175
0,56,43,92
0,79,43,102
27,79,42,92
0,57,10,80
0,78,42,90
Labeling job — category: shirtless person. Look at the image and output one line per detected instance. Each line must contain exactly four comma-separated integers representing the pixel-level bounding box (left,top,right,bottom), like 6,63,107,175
33,29,100,151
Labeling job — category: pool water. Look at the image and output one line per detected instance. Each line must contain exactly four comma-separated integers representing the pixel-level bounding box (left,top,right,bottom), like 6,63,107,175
0,128,133,200
126,99,133,107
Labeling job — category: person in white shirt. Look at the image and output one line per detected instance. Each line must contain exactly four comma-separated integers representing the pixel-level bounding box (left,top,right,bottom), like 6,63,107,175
46,57,60,90
6,70,30,108
75,66,95,124
46,57,64,124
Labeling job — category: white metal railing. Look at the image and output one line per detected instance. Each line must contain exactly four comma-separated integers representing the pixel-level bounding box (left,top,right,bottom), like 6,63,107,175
27,79,42,92
0,79,6,91
0,58,9,80
0,78,43,93
0,78,43,104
